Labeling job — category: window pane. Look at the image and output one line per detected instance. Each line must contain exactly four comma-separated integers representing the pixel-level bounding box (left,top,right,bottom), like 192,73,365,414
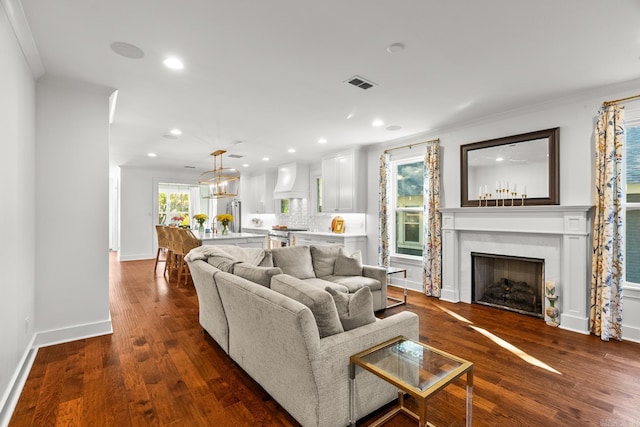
627,125,640,283
397,162,423,208
627,210,640,284
627,126,640,203
396,211,423,257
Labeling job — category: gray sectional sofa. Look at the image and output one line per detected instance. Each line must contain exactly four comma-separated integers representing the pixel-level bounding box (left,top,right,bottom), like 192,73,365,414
185,245,419,427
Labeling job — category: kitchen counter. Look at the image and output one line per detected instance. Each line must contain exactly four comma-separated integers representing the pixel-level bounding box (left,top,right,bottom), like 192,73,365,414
242,226,271,233
290,230,367,237
196,231,267,248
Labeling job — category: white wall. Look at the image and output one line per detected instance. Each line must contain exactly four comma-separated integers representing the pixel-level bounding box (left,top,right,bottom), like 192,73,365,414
35,75,112,344
365,81,640,341
119,166,199,261
0,5,36,423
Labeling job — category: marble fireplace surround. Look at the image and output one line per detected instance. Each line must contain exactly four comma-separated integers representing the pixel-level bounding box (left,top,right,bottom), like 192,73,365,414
440,206,593,334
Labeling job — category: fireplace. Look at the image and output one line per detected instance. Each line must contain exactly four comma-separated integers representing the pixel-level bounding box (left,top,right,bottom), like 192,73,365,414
441,206,592,334
472,252,544,318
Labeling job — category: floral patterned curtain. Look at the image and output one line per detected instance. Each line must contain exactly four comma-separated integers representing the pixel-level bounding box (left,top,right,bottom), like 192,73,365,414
590,105,625,341
378,153,391,267
423,141,442,297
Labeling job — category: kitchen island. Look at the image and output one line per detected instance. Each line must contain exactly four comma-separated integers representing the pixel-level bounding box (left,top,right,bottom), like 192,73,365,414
195,231,267,249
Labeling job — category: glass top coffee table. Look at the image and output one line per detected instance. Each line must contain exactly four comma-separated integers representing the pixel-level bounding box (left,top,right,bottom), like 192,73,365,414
349,336,473,427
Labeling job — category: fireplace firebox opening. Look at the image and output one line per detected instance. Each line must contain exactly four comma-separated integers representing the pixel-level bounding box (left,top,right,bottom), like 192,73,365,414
471,252,544,318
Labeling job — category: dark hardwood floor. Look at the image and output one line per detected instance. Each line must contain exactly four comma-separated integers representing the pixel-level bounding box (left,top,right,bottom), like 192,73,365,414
9,253,640,426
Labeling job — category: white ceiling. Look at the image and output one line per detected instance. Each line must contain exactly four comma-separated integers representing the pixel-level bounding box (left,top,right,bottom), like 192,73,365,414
17,0,640,175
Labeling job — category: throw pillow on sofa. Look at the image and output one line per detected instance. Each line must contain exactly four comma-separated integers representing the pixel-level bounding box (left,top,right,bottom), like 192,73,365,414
325,286,376,331
310,245,342,277
334,249,363,276
234,263,282,287
271,246,316,279
271,274,344,338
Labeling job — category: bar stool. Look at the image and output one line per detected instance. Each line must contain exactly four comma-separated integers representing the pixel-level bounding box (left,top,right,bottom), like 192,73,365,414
154,225,171,273
164,226,181,280
175,228,202,286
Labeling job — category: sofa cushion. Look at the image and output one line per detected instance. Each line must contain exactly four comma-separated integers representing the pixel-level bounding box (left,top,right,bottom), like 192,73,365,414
271,246,316,279
233,263,282,287
321,275,382,292
334,249,363,276
301,277,349,294
271,274,344,338
258,250,274,267
310,245,342,277
325,287,376,331
207,256,239,273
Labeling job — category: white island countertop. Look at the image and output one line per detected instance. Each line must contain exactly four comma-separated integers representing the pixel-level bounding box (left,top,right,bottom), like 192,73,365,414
195,231,267,248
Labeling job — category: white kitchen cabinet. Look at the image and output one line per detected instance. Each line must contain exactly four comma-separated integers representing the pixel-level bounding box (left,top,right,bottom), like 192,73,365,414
291,231,367,256
245,169,276,213
321,149,365,213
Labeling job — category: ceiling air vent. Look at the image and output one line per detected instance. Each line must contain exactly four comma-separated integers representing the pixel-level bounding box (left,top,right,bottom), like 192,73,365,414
346,75,376,90
227,154,244,158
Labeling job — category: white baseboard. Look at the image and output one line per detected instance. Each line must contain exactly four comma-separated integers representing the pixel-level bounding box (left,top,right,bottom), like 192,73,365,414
0,336,37,427
622,324,640,344
558,314,590,335
118,252,154,261
35,319,113,348
439,288,460,303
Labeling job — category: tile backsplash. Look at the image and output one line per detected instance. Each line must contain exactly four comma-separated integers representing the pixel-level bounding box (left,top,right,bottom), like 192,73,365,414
246,198,366,234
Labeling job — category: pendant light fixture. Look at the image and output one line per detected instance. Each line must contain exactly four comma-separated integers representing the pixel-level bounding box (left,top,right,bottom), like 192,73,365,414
199,150,240,198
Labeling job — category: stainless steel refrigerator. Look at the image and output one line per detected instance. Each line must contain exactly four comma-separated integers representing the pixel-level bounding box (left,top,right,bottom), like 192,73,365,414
226,199,241,232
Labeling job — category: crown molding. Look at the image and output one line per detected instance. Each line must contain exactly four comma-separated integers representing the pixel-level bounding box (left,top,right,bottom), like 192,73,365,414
1,0,44,78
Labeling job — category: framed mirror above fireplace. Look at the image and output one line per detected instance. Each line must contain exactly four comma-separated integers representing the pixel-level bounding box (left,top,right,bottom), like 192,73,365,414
460,128,560,207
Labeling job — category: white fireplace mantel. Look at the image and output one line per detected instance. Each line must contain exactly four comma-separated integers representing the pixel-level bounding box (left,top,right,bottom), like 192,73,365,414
440,205,593,334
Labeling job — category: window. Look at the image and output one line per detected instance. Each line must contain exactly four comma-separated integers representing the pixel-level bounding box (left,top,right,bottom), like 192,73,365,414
625,113,640,285
158,183,191,225
392,159,424,257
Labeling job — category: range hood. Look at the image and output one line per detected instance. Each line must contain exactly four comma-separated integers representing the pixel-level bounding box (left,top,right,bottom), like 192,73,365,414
273,162,309,199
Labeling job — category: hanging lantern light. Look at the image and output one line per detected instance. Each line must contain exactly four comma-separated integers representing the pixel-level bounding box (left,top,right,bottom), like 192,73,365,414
198,150,240,198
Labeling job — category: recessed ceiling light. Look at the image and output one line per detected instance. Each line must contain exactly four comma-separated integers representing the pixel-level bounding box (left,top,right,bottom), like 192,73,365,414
110,42,144,59
162,134,178,140
170,128,182,136
163,57,184,70
183,165,195,168
496,157,504,162
318,138,327,144
372,119,384,127
262,157,270,161
386,43,405,53
242,164,249,167
288,148,296,153
147,152,157,157
386,125,402,131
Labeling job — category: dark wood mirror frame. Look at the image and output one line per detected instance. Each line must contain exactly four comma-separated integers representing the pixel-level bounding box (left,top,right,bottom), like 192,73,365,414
460,128,559,207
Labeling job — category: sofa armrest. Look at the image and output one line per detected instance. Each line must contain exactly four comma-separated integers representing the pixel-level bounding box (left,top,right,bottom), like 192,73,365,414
315,311,419,359
363,264,388,303
310,311,420,426
186,259,230,353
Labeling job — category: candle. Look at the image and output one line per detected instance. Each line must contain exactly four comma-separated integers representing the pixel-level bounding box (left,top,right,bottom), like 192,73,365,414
506,180,509,191
513,183,517,193
484,185,488,194
523,185,527,194
479,186,482,197
495,181,499,191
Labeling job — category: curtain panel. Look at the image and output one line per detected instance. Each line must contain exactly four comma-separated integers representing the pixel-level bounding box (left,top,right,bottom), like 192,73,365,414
422,142,442,297
378,153,391,267
590,105,625,341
